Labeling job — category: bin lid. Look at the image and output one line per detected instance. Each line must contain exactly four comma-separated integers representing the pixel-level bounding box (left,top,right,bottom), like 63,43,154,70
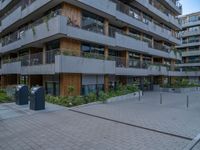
31,86,42,94
16,84,25,91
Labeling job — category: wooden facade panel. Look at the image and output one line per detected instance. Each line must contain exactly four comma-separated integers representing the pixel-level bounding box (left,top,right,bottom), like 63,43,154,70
60,38,81,55
62,3,81,26
60,73,81,96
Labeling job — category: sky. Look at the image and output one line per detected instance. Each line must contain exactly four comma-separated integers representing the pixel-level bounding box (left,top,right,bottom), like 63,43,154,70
180,0,200,15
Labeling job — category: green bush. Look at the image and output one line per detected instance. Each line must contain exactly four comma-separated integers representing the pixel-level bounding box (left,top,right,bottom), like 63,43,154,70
0,90,12,103
162,79,200,88
46,84,139,107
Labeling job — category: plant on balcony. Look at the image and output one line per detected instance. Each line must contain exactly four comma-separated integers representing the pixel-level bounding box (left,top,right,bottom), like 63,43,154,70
31,26,36,36
44,15,50,31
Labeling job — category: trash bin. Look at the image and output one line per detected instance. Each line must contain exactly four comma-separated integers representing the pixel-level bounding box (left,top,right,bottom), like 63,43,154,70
30,87,45,110
15,85,29,105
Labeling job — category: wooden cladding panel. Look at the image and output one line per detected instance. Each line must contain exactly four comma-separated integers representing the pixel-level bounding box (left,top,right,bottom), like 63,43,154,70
62,3,81,26
60,74,81,96
60,38,81,55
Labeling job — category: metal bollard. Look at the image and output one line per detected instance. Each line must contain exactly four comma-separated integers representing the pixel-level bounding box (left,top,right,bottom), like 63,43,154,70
139,92,141,101
160,93,162,104
186,95,189,108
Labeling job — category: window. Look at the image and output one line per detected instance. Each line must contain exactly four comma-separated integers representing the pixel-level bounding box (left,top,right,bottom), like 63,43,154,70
45,75,60,96
81,44,104,55
46,40,60,64
82,11,104,34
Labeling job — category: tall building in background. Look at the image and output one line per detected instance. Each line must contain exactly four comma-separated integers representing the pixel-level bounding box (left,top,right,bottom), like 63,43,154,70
0,0,182,96
177,12,200,83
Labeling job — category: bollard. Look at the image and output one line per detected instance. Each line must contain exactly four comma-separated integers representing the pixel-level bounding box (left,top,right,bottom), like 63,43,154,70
160,93,162,104
186,95,189,108
139,92,141,101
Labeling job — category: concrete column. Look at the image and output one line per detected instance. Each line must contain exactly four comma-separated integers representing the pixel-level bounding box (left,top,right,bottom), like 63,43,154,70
28,49,31,65
124,27,129,34
104,75,109,93
104,19,109,36
42,45,46,64
152,38,154,48
104,47,109,59
122,51,129,67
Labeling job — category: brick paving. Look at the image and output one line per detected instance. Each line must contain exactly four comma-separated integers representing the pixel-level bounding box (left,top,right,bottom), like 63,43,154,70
1,92,200,150
0,106,188,150
72,92,200,139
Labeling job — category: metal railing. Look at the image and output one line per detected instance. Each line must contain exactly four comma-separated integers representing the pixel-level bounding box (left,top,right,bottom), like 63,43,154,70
1,9,61,47
169,0,182,11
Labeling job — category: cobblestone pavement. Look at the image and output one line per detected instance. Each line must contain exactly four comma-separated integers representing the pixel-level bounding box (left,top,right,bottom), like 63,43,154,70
1,91,200,150
0,105,189,150
192,141,200,150
72,92,200,139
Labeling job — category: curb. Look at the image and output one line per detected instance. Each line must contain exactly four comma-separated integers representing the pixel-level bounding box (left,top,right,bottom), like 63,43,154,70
183,134,200,150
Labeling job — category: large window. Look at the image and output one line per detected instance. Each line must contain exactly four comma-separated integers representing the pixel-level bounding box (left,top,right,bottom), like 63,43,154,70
46,40,60,64
44,75,60,96
81,75,104,95
82,11,104,34
81,44,104,55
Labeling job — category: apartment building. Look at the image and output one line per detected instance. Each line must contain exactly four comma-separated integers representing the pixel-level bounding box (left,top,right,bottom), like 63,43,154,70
0,0,182,96
177,12,200,83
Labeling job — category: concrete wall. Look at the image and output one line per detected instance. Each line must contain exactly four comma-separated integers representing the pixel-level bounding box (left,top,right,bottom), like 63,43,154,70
2,62,21,74
55,55,116,74
0,15,66,53
0,0,12,11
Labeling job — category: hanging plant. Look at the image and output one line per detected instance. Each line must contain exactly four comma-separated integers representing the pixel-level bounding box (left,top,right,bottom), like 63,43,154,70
44,16,50,31
32,26,36,36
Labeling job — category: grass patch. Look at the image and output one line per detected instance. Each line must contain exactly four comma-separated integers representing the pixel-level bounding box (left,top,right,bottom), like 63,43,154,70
0,90,13,103
46,84,139,107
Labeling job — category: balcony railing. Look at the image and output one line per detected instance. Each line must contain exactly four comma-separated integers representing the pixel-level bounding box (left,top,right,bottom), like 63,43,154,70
1,9,61,47
113,0,179,38
0,0,38,24
1,48,173,74
169,0,182,11
183,39,200,44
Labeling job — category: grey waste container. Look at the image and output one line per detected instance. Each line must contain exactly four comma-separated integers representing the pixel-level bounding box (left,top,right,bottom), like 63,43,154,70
15,85,29,105
30,87,45,110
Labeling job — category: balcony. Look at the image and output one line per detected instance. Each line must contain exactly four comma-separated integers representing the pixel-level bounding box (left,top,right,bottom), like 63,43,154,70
165,0,182,14
0,6,21,32
182,50,200,57
0,0,51,32
1,60,21,74
181,29,200,37
76,0,116,17
182,20,200,28
66,24,116,47
55,55,115,74
176,62,200,67
0,0,12,11
115,33,181,60
135,0,181,29
0,10,181,61
177,40,200,48
0,14,65,53
114,2,181,45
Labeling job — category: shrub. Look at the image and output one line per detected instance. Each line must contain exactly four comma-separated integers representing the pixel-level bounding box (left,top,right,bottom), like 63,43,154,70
46,84,139,107
0,91,12,103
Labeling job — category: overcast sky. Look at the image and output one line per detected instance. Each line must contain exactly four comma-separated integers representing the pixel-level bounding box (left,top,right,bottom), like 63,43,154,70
180,0,200,15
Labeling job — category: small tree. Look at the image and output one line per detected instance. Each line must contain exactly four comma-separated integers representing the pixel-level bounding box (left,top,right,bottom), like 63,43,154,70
68,85,75,96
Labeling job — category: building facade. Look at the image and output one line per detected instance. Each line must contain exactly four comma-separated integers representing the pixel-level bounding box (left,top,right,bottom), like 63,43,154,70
177,12,200,83
0,0,183,96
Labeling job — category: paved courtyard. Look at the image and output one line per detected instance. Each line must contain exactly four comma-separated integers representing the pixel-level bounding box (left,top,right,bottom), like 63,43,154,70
1,92,200,150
